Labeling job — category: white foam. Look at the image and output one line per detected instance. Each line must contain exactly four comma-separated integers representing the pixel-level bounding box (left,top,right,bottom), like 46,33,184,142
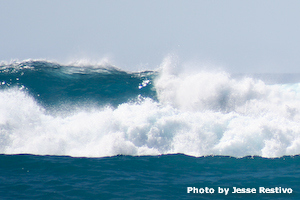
1,59,300,158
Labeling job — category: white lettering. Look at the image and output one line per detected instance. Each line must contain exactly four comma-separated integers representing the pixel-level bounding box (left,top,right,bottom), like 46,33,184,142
186,187,215,194
233,187,256,193
218,187,229,195
260,187,293,194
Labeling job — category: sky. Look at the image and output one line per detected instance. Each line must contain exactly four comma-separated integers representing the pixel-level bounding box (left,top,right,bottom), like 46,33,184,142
1,0,300,73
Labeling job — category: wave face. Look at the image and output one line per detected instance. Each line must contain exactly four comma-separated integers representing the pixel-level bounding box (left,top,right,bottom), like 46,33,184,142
1,59,300,158
0,60,156,107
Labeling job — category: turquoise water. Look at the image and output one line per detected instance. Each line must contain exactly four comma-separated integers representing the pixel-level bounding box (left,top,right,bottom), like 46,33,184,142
0,60,156,107
1,60,300,199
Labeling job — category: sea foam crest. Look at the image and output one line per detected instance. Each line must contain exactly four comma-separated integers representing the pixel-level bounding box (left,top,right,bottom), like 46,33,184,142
1,59,300,158
155,57,300,115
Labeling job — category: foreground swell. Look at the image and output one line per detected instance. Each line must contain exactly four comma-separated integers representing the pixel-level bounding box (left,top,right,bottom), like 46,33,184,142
1,154,299,200
1,60,300,158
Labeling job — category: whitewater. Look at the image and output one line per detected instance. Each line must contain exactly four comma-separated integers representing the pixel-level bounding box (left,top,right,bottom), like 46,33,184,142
1,58,300,158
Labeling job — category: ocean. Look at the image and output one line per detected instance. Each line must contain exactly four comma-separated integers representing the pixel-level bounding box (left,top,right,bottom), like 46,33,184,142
0,59,299,199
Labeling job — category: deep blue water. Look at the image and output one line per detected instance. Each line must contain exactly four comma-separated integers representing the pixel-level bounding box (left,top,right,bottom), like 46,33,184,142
1,60,300,199
1,154,299,200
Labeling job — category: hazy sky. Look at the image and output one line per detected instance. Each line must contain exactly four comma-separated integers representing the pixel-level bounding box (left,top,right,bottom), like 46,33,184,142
1,0,300,73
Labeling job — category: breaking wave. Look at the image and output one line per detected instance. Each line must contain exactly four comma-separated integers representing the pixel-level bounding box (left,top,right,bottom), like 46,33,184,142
1,58,300,158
